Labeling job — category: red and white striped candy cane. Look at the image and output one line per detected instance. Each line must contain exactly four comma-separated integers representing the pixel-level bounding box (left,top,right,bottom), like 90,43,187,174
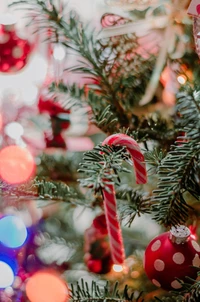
102,134,147,264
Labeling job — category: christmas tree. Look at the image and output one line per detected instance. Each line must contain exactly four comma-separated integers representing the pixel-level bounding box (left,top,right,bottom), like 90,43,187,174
0,0,200,301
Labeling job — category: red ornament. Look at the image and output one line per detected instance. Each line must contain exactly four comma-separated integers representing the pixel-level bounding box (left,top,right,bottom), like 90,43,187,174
84,214,113,274
144,225,200,290
0,23,32,73
38,92,71,149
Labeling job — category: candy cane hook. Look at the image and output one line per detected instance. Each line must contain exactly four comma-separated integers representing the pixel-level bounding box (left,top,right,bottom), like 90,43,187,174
102,134,147,264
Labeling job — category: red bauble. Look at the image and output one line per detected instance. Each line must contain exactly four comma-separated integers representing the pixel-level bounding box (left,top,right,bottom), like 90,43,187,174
144,226,200,290
84,214,113,274
0,24,32,73
38,94,71,149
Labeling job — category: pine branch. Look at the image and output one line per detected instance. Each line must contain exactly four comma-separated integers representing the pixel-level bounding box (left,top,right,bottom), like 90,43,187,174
10,0,159,130
70,279,144,302
145,148,167,175
91,105,118,134
152,85,200,227
0,178,84,206
78,145,130,193
116,186,151,227
37,152,81,182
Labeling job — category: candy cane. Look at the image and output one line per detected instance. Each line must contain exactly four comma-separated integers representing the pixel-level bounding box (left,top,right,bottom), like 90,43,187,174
102,134,147,264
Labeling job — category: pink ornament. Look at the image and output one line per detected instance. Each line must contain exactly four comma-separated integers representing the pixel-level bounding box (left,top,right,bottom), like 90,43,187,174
188,0,200,16
102,134,147,264
144,225,200,290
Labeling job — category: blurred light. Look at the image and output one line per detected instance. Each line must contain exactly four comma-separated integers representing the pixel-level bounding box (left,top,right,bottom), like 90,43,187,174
21,85,38,105
26,271,69,302
0,216,27,248
0,261,15,288
0,14,17,25
177,75,187,85
5,122,24,140
112,264,123,272
0,145,35,184
53,45,66,61
4,286,14,297
25,54,48,85
131,271,140,278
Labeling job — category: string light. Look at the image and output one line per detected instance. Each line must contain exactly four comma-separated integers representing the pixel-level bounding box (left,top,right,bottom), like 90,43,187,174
0,145,35,184
177,75,187,85
53,45,66,61
5,122,24,140
0,255,17,289
26,270,69,302
0,216,27,248
0,261,15,288
112,264,124,272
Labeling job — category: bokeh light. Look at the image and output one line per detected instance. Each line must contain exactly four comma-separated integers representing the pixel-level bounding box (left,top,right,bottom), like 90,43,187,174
0,261,15,288
0,255,17,288
0,145,35,184
53,45,66,61
177,75,187,85
0,216,27,248
5,122,24,140
26,270,69,302
112,264,123,272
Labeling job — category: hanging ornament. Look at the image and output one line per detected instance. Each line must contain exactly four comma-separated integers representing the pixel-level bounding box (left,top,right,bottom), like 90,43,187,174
188,0,200,58
25,270,69,302
84,213,113,274
38,94,71,149
101,134,147,264
0,15,32,73
144,225,200,290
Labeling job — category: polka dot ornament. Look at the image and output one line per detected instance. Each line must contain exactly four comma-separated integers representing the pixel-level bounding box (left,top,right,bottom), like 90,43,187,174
144,226,200,290
0,24,32,73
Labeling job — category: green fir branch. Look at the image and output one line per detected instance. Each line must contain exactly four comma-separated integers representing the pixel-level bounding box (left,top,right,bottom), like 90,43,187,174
116,186,151,227
0,178,83,206
78,144,130,193
10,0,157,130
152,85,200,227
70,280,144,302
145,148,167,175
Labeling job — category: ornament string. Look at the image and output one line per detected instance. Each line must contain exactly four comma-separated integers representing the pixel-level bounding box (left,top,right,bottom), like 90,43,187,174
101,134,147,264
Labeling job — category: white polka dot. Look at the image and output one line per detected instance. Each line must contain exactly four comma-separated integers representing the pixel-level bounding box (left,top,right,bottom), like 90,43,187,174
192,254,200,267
171,280,182,289
0,33,9,44
173,253,185,265
152,279,161,287
12,47,23,59
192,241,200,252
151,240,161,252
154,259,165,271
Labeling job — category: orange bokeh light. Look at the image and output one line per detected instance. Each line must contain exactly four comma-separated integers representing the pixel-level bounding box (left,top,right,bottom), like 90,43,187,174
0,145,35,184
26,271,69,302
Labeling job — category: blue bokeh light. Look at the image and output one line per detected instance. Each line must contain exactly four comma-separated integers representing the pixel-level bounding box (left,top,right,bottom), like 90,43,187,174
0,216,28,248
0,255,17,288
